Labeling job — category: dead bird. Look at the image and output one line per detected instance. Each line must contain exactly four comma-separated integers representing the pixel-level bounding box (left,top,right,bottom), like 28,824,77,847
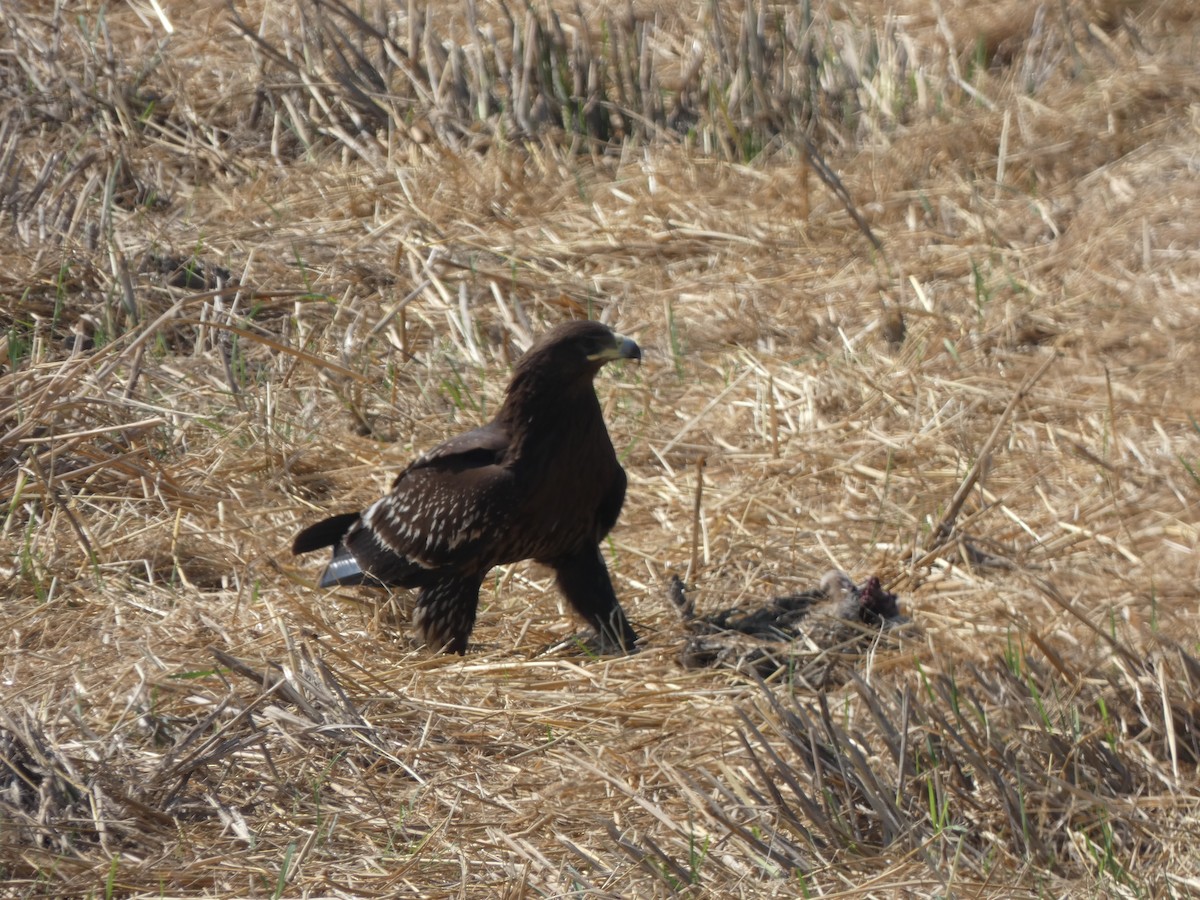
671,570,909,685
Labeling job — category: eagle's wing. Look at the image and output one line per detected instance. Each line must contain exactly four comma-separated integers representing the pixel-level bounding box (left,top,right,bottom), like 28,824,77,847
402,423,510,475
334,422,516,585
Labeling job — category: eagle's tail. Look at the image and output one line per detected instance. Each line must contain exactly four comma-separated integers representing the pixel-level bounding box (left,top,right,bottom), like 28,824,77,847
293,512,360,554
293,512,380,588
318,545,373,587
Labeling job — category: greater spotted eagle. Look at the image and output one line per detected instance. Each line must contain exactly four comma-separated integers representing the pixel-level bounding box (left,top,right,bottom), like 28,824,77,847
293,320,641,654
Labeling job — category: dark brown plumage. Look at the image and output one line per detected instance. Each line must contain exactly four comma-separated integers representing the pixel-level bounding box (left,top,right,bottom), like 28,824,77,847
293,320,641,654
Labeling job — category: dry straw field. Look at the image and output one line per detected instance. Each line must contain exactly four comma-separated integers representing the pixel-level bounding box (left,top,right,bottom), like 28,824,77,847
2,0,1199,896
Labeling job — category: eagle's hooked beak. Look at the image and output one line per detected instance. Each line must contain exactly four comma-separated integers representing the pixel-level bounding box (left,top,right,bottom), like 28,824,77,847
590,332,642,363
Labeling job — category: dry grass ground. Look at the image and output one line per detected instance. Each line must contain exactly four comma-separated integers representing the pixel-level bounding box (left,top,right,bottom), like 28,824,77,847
2,0,1199,896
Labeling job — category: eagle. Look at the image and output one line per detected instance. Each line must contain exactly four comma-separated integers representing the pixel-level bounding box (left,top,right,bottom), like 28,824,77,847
292,320,642,655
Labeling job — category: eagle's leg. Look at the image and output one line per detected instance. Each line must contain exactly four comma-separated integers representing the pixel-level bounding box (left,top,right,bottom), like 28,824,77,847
550,546,638,653
412,576,483,654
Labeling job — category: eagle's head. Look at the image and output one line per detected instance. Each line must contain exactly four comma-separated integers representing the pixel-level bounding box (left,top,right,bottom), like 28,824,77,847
513,320,641,386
